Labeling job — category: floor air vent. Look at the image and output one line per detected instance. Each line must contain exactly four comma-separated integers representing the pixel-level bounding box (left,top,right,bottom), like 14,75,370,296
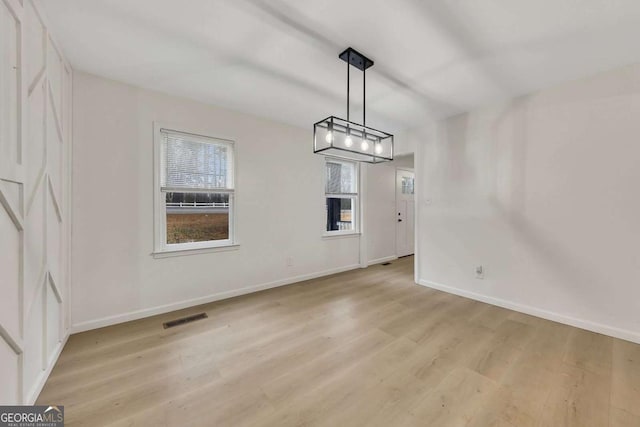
381,262,392,266
163,313,208,329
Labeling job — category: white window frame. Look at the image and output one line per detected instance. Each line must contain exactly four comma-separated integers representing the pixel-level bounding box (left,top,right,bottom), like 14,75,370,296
323,157,360,237
153,123,238,257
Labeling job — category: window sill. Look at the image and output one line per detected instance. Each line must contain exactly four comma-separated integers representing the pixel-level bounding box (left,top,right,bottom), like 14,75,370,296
322,232,361,240
152,244,240,259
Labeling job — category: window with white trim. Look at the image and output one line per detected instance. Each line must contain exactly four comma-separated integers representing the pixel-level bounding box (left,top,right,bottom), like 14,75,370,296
324,158,358,234
154,127,235,253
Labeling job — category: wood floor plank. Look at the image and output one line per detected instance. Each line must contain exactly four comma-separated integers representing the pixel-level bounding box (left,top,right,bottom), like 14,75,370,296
333,370,431,427
256,336,418,427
563,328,614,377
35,256,640,426
610,407,640,427
538,363,611,427
611,339,640,417
259,328,394,405
405,367,503,427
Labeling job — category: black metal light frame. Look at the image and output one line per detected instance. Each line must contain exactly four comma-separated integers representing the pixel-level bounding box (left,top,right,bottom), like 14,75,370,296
313,48,394,163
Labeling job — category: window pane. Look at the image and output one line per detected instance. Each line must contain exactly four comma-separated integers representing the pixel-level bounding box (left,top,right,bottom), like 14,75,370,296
166,192,229,244
326,160,356,194
401,177,414,194
326,197,354,231
162,131,231,190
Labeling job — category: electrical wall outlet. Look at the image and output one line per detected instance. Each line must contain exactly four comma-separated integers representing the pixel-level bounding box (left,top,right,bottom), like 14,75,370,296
286,257,294,267
475,265,484,279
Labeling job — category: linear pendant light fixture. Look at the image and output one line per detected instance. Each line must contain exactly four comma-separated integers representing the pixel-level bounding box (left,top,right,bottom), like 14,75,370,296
313,47,394,163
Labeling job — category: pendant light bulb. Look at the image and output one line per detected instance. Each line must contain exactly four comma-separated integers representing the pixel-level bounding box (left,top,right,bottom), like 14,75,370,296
325,131,333,143
361,140,369,151
344,135,353,147
375,143,383,154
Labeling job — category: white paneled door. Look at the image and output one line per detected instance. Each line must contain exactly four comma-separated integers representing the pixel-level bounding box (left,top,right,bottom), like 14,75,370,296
396,168,415,258
0,0,71,405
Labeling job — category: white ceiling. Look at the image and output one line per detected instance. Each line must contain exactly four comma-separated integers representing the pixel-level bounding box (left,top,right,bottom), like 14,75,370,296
39,0,640,132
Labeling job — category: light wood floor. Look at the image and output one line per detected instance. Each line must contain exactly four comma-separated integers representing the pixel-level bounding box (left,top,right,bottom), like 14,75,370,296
38,256,640,426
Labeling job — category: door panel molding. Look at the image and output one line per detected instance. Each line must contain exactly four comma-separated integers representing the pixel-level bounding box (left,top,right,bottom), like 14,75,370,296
1,0,71,405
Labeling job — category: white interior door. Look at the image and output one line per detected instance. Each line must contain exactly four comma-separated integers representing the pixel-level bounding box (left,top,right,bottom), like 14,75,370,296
396,169,415,257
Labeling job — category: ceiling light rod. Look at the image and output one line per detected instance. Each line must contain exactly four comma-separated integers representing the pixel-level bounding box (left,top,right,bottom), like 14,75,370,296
340,47,373,127
313,47,393,163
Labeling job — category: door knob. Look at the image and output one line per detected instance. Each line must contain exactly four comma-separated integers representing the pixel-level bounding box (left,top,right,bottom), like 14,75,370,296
398,219,402,222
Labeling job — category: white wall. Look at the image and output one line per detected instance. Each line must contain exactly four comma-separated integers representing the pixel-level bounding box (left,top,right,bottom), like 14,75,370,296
72,72,391,330
392,129,417,156
0,0,72,404
416,64,640,343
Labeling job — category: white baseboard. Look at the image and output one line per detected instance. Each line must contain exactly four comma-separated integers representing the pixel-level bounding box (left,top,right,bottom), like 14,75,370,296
368,255,398,266
71,263,362,334
418,279,640,345
26,332,70,404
